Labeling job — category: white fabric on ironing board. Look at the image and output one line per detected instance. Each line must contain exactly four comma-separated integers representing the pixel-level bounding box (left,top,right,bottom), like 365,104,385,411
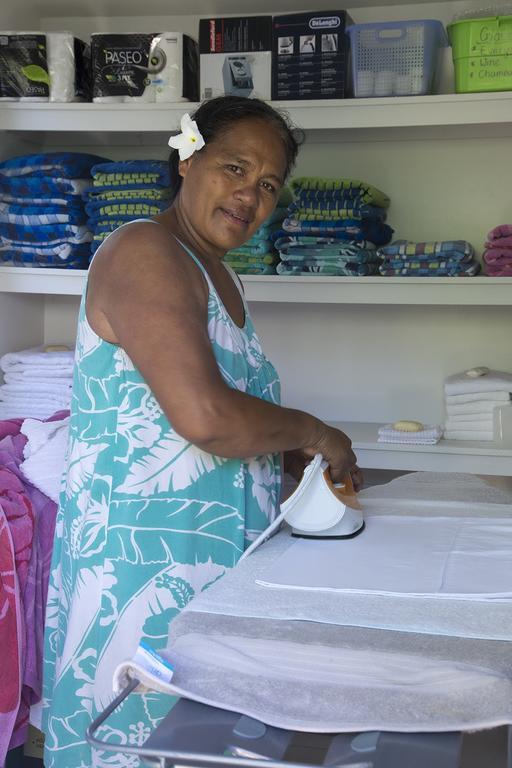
161,611,512,733
175,473,512,641
256,515,512,597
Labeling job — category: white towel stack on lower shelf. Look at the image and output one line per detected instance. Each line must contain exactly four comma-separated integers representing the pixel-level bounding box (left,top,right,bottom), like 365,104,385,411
444,369,512,441
0,345,74,420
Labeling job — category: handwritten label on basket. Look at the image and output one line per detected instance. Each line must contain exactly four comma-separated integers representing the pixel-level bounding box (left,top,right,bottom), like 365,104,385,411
133,640,175,684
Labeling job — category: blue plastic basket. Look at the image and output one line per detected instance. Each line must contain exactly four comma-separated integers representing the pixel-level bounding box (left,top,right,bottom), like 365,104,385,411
346,19,447,97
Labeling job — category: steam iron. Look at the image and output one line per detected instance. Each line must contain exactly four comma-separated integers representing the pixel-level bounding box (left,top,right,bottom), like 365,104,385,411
282,454,364,539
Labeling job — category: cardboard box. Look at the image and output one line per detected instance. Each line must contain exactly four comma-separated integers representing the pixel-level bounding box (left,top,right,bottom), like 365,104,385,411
199,16,272,100
272,10,352,100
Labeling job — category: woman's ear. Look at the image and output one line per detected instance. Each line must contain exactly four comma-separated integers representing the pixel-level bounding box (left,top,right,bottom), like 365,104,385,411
178,157,193,179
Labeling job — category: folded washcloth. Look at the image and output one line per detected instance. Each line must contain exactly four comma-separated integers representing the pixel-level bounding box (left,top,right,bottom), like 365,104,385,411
290,177,390,208
0,176,90,197
224,253,278,266
378,240,474,260
0,152,108,179
85,200,167,218
443,429,494,441
225,241,273,257
0,382,72,397
228,265,276,275
445,370,512,396
288,201,387,221
446,391,511,405
0,403,66,420
85,187,170,202
4,372,72,386
224,258,278,270
377,424,443,445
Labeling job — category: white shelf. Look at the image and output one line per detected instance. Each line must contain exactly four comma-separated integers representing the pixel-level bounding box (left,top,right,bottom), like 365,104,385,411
1,267,511,304
2,92,512,134
330,421,512,475
27,0,459,17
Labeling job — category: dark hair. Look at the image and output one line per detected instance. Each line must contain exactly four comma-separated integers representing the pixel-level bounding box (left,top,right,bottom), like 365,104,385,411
168,96,303,201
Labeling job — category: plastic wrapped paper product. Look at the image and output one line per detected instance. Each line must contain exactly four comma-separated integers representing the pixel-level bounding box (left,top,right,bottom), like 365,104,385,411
91,31,198,103
47,32,91,102
0,32,49,101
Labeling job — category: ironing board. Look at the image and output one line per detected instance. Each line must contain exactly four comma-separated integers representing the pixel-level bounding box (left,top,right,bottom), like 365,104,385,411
86,472,512,766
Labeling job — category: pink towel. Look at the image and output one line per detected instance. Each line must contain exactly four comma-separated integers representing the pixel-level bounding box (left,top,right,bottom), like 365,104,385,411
484,264,512,276
483,249,512,265
0,467,35,765
486,224,512,242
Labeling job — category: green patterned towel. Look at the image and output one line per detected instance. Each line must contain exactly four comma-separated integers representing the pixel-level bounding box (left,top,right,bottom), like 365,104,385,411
290,176,390,208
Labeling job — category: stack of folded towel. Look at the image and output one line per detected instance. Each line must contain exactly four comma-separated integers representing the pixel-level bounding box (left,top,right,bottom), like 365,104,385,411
273,176,393,276
0,152,107,269
0,346,74,420
483,224,512,277
223,190,292,275
85,160,171,257
444,369,512,441
378,240,480,276
377,423,443,445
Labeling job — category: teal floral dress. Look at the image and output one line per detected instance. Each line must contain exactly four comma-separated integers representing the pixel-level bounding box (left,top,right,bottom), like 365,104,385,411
42,228,282,768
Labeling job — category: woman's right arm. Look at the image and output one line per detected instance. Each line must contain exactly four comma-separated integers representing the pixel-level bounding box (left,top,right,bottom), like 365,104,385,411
86,223,356,481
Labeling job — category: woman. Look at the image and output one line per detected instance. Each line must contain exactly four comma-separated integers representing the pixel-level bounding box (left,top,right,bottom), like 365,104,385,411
42,96,359,767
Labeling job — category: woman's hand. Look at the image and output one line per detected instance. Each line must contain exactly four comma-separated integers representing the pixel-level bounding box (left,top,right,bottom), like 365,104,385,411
302,423,357,484
350,464,364,492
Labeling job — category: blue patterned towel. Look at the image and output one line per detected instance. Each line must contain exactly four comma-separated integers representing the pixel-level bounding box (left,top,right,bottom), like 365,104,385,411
0,153,109,179
0,241,89,259
0,203,86,226
379,260,481,277
276,262,381,276
288,201,387,220
227,241,273,257
0,242,90,268
290,177,390,208
85,200,167,218
0,177,90,197
378,239,474,261
1,223,92,244
0,194,85,207
282,218,394,246
90,160,170,188
278,249,379,263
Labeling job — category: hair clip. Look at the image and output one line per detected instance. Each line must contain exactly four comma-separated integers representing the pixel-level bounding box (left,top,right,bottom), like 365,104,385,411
168,113,205,161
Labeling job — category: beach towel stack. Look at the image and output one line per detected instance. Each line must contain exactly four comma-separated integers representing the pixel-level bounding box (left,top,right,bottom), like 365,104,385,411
444,369,512,441
85,160,171,257
0,152,108,269
0,346,74,420
223,190,292,275
378,240,480,276
483,224,512,276
274,176,393,276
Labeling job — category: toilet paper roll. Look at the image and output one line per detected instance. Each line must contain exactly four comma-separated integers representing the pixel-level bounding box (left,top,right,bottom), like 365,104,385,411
151,32,187,103
47,32,76,102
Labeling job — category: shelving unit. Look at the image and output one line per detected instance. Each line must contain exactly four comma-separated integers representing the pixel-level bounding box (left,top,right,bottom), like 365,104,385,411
330,422,512,475
1,0,512,480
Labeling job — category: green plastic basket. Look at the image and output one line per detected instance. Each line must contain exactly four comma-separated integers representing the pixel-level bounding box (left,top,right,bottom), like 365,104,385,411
448,15,512,92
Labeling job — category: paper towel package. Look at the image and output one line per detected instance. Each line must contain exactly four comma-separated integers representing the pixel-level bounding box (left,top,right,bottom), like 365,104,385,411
271,10,352,100
199,16,272,100
0,31,91,101
91,32,198,103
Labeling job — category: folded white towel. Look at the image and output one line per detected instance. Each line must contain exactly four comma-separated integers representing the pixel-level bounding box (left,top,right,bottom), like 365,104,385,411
20,416,69,502
445,413,494,425
0,403,64,420
444,429,494,441
2,367,74,379
378,424,443,445
445,370,512,396
0,345,74,375
4,372,73,386
0,394,70,409
446,391,511,405
0,383,72,397
444,419,494,432
445,400,502,416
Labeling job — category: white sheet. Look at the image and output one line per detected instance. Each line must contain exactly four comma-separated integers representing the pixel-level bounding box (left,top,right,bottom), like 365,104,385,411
256,515,512,599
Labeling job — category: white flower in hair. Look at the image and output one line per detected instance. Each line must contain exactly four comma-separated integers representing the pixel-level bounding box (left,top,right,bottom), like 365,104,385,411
168,113,205,160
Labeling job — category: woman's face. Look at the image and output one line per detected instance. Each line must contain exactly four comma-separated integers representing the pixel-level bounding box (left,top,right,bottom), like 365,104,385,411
178,117,288,255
